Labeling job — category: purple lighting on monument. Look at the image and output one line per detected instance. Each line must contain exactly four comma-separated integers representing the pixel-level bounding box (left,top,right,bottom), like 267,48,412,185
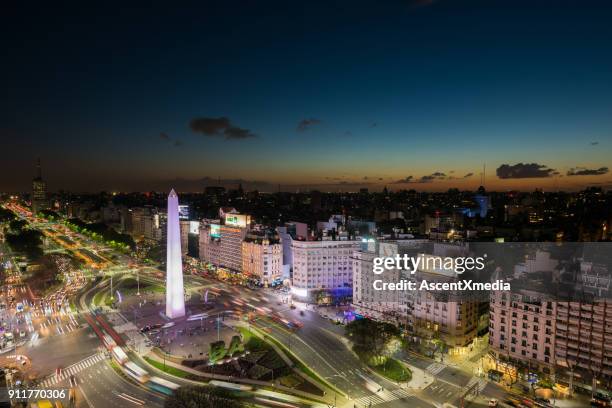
166,188,186,318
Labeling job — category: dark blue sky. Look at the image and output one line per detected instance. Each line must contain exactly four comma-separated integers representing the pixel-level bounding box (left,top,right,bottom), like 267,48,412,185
1,0,611,192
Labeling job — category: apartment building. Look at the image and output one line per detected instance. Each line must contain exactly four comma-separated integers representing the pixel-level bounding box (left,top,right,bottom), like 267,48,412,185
489,291,557,372
489,254,612,390
291,239,360,299
242,236,283,285
352,240,483,347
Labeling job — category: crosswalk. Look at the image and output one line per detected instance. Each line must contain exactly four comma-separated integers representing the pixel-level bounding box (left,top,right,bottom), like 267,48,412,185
37,313,81,335
425,362,446,375
353,388,414,407
466,376,488,393
38,353,106,387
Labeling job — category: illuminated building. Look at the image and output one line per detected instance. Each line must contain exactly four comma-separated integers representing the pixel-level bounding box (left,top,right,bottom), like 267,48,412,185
31,158,48,214
180,220,190,255
352,240,483,347
198,220,221,266
489,262,612,391
197,212,250,274
128,206,165,241
165,189,185,319
291,238,360,299
242,234,283,285
218,224,247,272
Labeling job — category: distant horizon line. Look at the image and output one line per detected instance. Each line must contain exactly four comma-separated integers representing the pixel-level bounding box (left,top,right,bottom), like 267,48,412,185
2,185,611,195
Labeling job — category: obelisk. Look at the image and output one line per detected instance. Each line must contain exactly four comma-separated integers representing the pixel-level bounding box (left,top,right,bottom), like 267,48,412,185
166,188,185,318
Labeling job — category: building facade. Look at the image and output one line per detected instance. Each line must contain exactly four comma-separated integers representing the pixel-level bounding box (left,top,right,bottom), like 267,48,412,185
352,240,483,347
489,295,612,389
31,159,48,214
242,237,283,285
291,239,360,299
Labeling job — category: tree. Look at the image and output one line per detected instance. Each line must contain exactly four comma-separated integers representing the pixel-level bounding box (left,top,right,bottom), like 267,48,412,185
6,229,43,259
165,386,246,408
9,219,27,232
345,318,400,364
0,207,16,222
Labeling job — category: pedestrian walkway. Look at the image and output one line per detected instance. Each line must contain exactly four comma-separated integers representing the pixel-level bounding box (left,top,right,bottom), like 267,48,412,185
425,362,446,375
466,376,488,393
38,353,106,387
353,393,386,407
353,388,414,407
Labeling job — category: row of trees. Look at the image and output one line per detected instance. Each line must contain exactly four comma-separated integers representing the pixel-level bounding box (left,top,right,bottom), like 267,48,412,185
65,218,136,251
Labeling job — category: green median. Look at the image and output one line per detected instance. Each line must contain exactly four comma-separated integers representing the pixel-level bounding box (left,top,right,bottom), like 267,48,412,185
144,356,192,378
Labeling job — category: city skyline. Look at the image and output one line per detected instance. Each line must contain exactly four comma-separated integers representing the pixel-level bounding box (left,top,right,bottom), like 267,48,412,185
2,1,612,192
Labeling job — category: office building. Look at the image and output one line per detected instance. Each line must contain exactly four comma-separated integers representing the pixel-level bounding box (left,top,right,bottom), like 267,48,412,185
31,158,48,214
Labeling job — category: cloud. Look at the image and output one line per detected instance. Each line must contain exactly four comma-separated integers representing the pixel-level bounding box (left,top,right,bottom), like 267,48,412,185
591,141,599,145
190,117,256,140
297,118,321,132
463,172,474,178
496,163,556,179
159,132,182,147
567,167,609,176
392,176,414,184
392,172,448,184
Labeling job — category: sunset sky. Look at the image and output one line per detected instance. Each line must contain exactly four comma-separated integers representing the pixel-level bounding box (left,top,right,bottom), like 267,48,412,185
1,0,611,192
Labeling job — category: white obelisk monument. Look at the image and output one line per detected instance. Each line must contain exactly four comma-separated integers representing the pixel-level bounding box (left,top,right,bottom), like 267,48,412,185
165,189,185,318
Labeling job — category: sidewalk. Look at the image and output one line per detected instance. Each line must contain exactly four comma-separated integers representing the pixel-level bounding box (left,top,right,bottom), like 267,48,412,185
402,364,434,390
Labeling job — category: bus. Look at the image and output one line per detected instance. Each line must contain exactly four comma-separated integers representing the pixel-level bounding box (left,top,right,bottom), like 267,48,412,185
209,380,253,391
124,361,150,383
111,346,129,365
147,376,180,395
102,334,116,350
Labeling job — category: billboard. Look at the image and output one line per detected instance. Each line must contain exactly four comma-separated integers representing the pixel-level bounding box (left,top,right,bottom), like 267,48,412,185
178,205,190,220
225,213,250,228
210,224,221,238
189,221,200,234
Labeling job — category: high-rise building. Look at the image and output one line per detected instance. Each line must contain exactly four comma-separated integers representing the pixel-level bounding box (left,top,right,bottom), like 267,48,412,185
218,224,247,272
165,189,185,319
31,158,48,214
199,220,221,266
